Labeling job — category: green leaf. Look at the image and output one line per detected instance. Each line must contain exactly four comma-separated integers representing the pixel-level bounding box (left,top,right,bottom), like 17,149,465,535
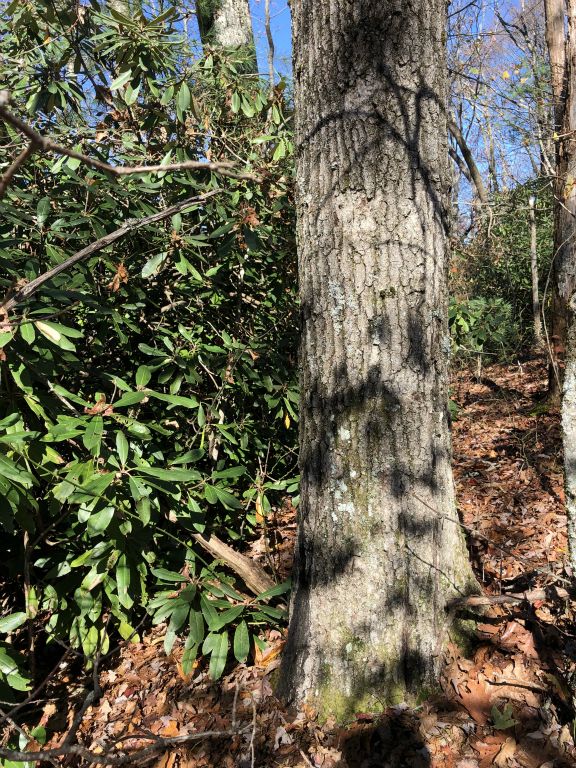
0,613,27,634
213,486,243,510
256,579,291,601
188,609,205,645
116,555,132,610
151,568,188,583
141,253,167,278
19,322,35,344
124,82,140,105
149,392,199,408
210,605,243,632
177,82,191,112
134,466,201,483
273,139,286,162
233,621,250,663
491,703,518,730
170,449,204,465
231,92,241,113
208,631,228,680
116,431,129,466
36,197,51,226
181,644,198,675
35,321,76,350
136,366,152,388
212,466,245,480
83,416,103,454
87,507,115,535
110,69,132,90
114,391,148,407
241,96,255,118
200,595,219,630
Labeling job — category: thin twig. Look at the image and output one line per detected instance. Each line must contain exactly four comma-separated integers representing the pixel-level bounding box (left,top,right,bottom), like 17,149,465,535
0,707,59,768
63,641,103,746
0,725,252,765
299,748,315,768
0,190,222,314
449,585,571,609
264,0,275,91
0,650,72,729
413,492,572,587
0,141,35,197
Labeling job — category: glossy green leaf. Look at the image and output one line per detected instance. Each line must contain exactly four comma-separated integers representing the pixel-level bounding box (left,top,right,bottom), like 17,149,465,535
233,620,250,663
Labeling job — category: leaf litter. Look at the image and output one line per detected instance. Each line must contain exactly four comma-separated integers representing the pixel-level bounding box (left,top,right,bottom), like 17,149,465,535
30,358,576,765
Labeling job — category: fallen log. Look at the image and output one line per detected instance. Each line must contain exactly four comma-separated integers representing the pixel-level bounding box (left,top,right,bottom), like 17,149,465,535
192,532,276,597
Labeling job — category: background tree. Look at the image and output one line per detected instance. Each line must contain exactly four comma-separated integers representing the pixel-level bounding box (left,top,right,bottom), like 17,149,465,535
277,0,477,718
543,0,576,570
196,0,257,70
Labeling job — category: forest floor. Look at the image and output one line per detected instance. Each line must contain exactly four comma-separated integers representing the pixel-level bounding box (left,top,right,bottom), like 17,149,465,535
23,357,576,766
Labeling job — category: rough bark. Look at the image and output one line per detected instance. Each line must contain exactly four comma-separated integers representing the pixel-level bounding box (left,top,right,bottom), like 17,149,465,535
545,0,569,400
560,4,576,571
544,0,576,570
529,196,543,347
196,0,257,70
277,0,478,720
544,0,567,121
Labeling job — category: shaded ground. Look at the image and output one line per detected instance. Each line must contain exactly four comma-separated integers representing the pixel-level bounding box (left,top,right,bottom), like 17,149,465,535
14,358,576,766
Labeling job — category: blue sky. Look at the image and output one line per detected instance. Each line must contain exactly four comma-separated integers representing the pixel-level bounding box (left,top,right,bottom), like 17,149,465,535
249,0,292,79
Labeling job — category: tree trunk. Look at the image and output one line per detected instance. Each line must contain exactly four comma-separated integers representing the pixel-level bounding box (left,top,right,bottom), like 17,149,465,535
557,2,576,574
544,0,576,571
196,0,257,70
545,0,569,400
278,0,478,720
529,196,543,347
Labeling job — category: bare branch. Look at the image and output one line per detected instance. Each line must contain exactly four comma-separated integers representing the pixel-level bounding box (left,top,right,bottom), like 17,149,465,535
448,117,489,205
0,190,222,314
449,585,571,609
0,725,252,765
0,98,257,199
0,142,36,197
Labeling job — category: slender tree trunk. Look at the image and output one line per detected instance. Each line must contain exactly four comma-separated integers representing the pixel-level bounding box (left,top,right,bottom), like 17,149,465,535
545,0,576,571
196,0,257,70
545,0,569,400
278,0,478,720
558,3,576,575
482,107,499,195
529,196,543,347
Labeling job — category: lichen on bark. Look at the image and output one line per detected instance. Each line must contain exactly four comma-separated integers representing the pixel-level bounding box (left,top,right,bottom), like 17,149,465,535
277,0,479,720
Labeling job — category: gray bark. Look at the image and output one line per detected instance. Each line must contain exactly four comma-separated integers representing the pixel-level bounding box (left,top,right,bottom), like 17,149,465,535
196,0,256,69
555,2,576,573
528,196,543,347
544,0,570,402
278,0,477,720
544,0,576,570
